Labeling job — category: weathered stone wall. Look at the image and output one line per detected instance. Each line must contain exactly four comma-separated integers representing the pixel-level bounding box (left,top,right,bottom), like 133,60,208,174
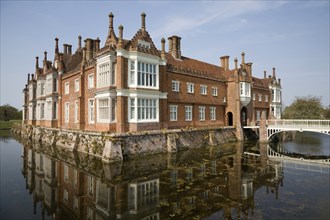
12,123,238,163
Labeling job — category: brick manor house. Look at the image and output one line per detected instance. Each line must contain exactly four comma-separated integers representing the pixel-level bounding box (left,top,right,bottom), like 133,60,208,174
22,12,282,133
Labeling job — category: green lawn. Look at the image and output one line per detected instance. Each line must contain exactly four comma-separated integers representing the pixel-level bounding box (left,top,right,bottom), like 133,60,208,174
0,120,21,129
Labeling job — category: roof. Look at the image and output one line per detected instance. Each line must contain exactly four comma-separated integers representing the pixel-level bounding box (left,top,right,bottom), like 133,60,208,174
166,53,226,82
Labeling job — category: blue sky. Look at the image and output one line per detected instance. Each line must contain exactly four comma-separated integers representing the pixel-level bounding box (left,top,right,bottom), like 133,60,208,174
1,1,329,109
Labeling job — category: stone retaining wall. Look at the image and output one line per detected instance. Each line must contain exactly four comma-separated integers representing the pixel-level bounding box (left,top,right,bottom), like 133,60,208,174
12,123,238,163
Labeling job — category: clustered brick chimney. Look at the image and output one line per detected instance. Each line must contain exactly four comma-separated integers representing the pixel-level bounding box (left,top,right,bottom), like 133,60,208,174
246,62,253,75
168,35,181,59
63,44,72,55
220,56,230,70
161,38,166,59
84,38,100,60
118,25,123,49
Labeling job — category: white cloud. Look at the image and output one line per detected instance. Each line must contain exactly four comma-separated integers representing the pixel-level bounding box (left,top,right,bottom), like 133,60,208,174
151,1,288,38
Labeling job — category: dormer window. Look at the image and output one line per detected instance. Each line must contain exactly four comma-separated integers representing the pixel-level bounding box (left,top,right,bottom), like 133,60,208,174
138,40,151,49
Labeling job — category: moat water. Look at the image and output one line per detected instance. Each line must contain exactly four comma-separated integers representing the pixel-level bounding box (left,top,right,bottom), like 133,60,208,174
0,130,329,220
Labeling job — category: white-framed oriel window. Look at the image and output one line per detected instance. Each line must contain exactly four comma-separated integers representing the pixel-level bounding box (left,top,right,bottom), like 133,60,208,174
97,97,116,123
129,98,158,122
169,105,178,121
239,82,251,97
128,59,158,89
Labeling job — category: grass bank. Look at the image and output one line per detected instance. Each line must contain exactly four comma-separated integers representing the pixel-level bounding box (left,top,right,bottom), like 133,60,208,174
0,120,21,129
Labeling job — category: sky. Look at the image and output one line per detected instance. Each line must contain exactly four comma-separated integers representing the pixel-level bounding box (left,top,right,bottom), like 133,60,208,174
1,1,329,109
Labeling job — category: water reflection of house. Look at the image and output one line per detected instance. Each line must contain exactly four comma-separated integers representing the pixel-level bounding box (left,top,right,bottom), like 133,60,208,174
21,142,283,219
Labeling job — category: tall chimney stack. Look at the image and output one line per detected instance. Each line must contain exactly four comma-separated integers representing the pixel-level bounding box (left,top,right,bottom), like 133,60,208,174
35,56,39,69
141,12,146,33
28,73,30,83
234,58,238,69
264,70,267,78
168,37,173,53
68,45,72,54
44,51,47,61
55,38,59,54
161,38,166,59
241,52,245,65
108,12,114,37
63,44,68,54
78,35,82,50
118,25,123,49
272,67,276,78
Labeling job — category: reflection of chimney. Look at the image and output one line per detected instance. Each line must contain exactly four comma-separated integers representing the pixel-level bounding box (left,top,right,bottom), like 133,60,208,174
31,74,34,80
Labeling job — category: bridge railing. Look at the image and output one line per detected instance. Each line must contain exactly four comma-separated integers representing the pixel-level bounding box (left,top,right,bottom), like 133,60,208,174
267,119,330,128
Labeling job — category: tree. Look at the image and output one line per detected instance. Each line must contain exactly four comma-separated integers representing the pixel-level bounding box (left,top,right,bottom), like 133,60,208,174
282,96,325,119
0,104,21,121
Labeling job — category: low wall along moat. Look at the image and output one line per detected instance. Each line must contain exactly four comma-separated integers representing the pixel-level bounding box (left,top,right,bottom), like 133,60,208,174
12,123,238,162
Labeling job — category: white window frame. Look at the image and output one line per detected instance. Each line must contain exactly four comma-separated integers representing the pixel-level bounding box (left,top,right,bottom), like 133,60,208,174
265,95,269,102
169,105,178,121
128,97,159,123
88,74,94,89
199,106,205,121
88,99,95,124
64,82,69,94
97,98,110,123
211,87,218,96
200,85,207,95
137,61,158,88
258,94,262,102
187,83,194,94
74,101,79,123
253,93,256,101
64,102,69,123
210,107,216,121
185,106,193,121
75,79,80,92
239,82,251,97
172,80,180,92
97,62,110,88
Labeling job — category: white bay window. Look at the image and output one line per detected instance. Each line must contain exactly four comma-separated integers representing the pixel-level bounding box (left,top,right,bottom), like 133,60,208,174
97,97,116,123
129,97,158,122
128,59,159,89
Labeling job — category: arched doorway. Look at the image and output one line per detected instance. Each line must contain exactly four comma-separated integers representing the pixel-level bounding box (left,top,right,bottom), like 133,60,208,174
241,107,247,126
227,112,233,126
